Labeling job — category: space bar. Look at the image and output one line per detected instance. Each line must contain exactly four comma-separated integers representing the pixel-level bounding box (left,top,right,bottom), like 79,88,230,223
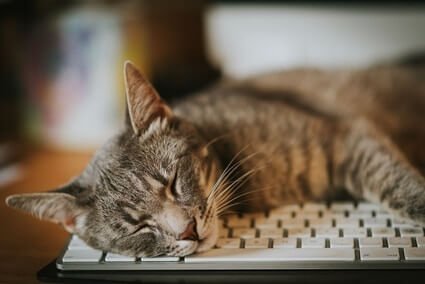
185,248,355,263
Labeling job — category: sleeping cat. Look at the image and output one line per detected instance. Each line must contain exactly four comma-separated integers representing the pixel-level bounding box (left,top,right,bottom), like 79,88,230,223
5,61,425,257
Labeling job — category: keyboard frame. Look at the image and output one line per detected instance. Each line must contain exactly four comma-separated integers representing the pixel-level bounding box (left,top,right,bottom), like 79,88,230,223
56,200,425,271
41,260,425,284
56,238,425,271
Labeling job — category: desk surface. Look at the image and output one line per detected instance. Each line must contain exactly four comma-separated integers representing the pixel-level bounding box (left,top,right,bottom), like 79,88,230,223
0,148,92,284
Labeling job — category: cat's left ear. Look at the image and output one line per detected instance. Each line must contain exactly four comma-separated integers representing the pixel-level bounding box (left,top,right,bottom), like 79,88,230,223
5,192,85,233
124,61,173,135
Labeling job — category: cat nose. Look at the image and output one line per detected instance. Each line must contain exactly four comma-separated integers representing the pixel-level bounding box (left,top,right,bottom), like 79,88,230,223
178,219,198,241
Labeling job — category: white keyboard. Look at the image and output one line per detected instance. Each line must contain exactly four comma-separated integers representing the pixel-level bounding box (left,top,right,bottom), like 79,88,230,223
57,202,425,270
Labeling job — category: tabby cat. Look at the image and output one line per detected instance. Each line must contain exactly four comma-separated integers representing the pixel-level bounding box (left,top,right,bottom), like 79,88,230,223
5,61,425,257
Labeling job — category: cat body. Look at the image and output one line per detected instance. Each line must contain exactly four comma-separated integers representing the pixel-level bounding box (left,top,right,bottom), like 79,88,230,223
174,65,425,214
6,62,425,257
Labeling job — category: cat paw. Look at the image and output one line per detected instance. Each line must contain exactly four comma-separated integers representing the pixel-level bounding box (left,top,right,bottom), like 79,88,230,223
167,240,198,256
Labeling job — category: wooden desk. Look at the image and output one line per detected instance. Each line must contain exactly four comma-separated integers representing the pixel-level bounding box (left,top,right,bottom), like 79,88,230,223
0,149,93,284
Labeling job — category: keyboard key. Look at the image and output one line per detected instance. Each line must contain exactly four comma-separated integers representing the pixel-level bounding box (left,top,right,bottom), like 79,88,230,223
255,223,280,230
371,227,395,237
227,218,251,228
321,212,346,219
268,211,292,220
315,228,340,238
259,228,283,238
416,237,425,247
278,204,301,213
301,238,326,248
282,219,306,228
308,218,333,229
105,253,136,262
185,248,355,262
303,203,327,212
68,236,89,249
335,218,360,228
287,228,312,237
216,238,241,248
375,211,392,218
330,202,354,212
357,202,382,211
142,256,180,262
400,227,424,237
254,218,279,229
358,237,383,248
232,228,256,238
245,238,269,248
359,248,399,261
272,238,297,248
330,238,354,248
63,248,103,263
343,228,367,238
391,218,420,228
349,211,373,218
219,228,230,238
363,218,388,228
404,248,425,261
387,237,412,248
296,212,320,219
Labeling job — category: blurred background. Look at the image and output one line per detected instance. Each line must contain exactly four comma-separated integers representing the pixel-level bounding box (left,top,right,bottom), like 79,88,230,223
0,0,425,187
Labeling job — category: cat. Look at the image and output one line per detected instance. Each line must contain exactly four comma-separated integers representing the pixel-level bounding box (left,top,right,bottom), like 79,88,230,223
5,60,425,258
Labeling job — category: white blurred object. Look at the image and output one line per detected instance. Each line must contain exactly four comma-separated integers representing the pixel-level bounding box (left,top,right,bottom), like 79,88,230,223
205,5,425,78
0,144,21,188
47,7,123,150
0,164,21,189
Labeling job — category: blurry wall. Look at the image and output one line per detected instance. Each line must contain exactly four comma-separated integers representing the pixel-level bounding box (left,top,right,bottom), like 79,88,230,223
205,3,425,78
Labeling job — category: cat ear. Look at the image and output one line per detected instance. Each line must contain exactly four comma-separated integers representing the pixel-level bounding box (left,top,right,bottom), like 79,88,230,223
5,192,83,233
124,61,172,135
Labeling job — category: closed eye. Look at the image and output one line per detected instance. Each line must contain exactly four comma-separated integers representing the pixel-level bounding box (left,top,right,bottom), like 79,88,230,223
170,169,179,197
129,223,152,236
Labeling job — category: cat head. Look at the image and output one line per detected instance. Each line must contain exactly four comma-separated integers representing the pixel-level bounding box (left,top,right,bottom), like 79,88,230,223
5,62,220,257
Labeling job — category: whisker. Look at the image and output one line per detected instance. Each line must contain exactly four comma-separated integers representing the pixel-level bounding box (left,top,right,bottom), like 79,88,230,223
215,191,257,213
203,146,259,220
203,132,234,149
219,210,239,216
213,164,267,208
216,186,275,215
207,150,260,203
215,189,259,213
201,147,276,228
207,145,252,199
216,202,245,215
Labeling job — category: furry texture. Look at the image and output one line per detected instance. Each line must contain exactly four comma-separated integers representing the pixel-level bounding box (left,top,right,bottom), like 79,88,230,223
5,61,425,257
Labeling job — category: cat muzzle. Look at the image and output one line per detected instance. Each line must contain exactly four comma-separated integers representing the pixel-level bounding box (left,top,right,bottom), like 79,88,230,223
178,219,199,241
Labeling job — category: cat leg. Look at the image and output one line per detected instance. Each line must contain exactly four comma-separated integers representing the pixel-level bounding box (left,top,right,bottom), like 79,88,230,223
335,119,425,225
